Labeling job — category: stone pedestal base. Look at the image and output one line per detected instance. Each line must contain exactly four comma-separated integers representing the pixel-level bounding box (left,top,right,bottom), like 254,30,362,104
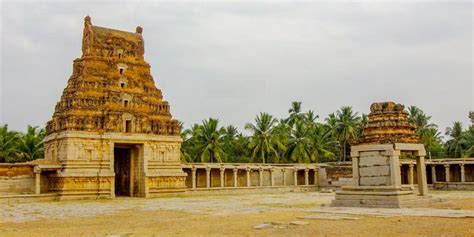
49,174,114,200
332,186,429,208
147,175,187,196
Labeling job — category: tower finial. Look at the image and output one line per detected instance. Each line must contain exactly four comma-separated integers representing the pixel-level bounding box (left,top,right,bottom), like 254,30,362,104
84,15,91,26
136,26,143,34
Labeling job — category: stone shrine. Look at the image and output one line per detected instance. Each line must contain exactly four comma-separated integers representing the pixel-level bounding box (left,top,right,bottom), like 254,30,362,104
43,16,186,200
332,102,429,207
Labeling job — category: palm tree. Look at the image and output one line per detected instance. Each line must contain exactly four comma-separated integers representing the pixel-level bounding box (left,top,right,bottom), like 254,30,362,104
445,122,467,158
222,125,245,162
463,126,474,157
407,106,444,157
245,113,282,163
407,106,437,135
0,124,20,163
195,118,226,163
17,125,45,161
325,113,337,129
286,101,304,127
330,106,361,161
181,124,203,162
227,133,251,163
305,110,319,124
357,113,368,137
272,119,290,162
285,121,311,163
422,128,444,158
308,124,337,163
223,125,238,141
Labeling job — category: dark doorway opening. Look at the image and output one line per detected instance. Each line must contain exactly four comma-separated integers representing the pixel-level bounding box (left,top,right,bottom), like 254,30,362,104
114,147,131,196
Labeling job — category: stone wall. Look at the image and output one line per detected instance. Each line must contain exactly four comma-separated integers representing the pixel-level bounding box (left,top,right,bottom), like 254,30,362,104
2,158,473,198
0,164,35,194
324,162,352,186
358,151,391,186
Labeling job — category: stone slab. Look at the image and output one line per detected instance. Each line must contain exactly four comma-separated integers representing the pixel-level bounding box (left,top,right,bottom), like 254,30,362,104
360,176,390,186
358,151,381,157
359,166,390,177
358,156,389,167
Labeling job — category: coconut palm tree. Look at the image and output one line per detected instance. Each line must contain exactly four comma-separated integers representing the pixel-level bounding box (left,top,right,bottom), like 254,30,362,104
407,106,437,135
422,127,444,158
272,119,290,162
17,126,45,161
181,124,204,162
305,110,319,124
245,113,282,163
0,124,20,163
308,124,338,163
407,106,445,157
331,106,361,161
286,101,304,127
463,127,474,158
445,122,468,158
357,113,368,137
285,121,312,163
194,118,226,163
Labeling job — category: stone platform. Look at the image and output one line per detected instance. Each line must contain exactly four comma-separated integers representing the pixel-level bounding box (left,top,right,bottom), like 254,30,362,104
332,186,430,208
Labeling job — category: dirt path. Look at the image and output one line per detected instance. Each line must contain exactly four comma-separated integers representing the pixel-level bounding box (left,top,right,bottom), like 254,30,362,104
1,191,473,236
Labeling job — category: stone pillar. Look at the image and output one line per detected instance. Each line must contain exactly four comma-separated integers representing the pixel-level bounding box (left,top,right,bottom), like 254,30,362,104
220,167,225,188
205,166,211,189
351,157,359,186
444,164,450,182
304,168,309,186
314,166,320,188
246,167,251,187
191,167,197,189
408,163,415,187
388,153,402,188
258,167,263,186
34,167,41,195
460,164,465,183
416,156,428,196
293,168,298,186
233,168,238,187
282,168,287,186
431,165,437,183
270,168,275,187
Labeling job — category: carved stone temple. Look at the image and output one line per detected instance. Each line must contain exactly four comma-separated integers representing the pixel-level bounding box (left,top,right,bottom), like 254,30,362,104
332,102,429,208
42,16,186,200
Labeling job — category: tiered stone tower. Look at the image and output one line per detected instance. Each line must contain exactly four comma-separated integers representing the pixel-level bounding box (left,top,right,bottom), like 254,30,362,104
333,102,429,208
353,102,419,145
43,16,186,200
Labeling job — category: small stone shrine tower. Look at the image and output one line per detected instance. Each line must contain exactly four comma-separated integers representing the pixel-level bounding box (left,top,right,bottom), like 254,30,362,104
332,102,429,208
43,16,186,200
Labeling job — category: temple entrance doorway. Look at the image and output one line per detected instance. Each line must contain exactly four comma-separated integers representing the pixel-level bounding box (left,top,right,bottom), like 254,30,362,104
113,143,145,197
114,146,131,196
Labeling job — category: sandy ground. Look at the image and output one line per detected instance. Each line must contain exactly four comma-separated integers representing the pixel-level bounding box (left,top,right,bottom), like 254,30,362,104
0,191,473,236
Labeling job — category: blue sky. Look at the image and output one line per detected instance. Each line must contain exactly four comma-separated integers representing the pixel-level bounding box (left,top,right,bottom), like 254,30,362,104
1,1,472,135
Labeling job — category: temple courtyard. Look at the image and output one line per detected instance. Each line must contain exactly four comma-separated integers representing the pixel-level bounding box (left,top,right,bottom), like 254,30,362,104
1,190,473,236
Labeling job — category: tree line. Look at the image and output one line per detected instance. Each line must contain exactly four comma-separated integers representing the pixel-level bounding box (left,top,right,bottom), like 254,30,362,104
181,102,474,163
0,125,45,163
1,103,473,163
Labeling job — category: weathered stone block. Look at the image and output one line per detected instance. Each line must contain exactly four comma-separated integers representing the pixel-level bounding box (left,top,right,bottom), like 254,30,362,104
358,156,389,167
359,166,390,177
359,151,381,157
360,176,390,186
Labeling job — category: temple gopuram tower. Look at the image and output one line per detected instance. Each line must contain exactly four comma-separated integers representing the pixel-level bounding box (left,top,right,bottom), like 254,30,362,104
332,102,429,208
43,16,186,199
